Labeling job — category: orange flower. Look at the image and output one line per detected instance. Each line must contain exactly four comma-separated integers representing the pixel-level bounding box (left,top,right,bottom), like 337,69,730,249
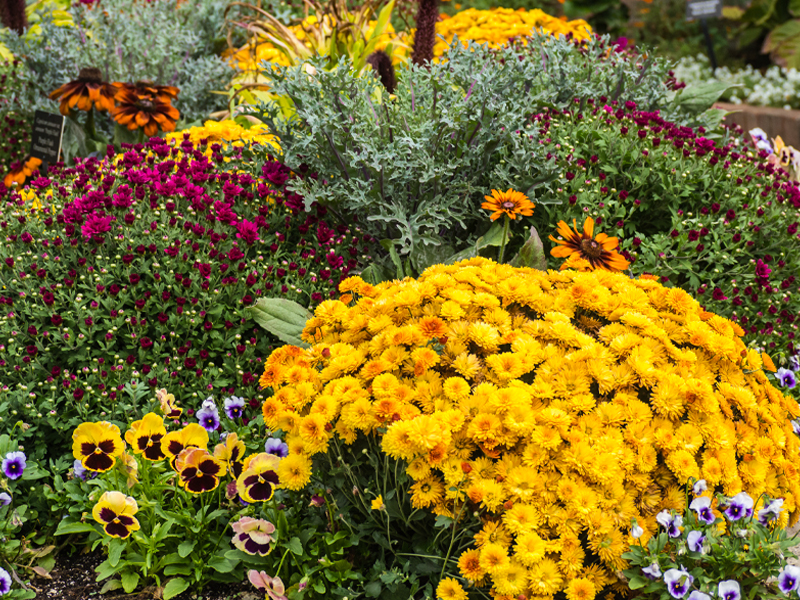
549,217,630,272
3,156,42,188
49,68,118,115
110,81,180,137
481,189,535,221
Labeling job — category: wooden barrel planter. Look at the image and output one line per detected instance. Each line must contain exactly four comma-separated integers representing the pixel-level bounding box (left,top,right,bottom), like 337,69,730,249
715,102,800,148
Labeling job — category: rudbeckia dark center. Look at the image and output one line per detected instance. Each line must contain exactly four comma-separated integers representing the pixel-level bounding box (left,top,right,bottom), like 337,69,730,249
580,238,603,258
78,67,103,84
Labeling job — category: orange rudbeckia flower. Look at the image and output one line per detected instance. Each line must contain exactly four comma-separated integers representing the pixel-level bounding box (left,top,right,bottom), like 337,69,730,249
549,217,630,272
49,68,119,115
110,81,180,137
3,156,42,188
481,188,535,221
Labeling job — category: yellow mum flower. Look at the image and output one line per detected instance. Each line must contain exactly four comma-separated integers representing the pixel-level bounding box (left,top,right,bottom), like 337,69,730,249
478,542,510,576
436,577,467,600
566,578,597,600
458,548,485,582
276,453,312,491
410,476,445,508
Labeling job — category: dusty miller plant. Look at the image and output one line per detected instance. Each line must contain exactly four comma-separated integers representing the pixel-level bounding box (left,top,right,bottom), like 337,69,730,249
258,40,562,273
256,34,712,275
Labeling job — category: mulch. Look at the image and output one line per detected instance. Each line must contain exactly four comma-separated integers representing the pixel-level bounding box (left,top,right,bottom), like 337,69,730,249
26,549,258,600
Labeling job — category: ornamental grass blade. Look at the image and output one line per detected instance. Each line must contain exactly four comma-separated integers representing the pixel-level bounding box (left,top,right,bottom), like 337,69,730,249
247,298,312,348
509,226,547,271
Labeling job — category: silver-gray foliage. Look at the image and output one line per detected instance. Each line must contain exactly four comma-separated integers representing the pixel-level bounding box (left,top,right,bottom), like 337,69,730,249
257,34,677,263
1,0,236,122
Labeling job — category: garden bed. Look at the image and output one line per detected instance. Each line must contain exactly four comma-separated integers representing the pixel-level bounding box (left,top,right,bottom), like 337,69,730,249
33,549,254,600
1,2,800,600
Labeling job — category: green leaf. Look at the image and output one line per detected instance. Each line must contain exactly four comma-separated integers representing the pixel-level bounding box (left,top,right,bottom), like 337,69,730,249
763,19,800,69
434,515,453,528
476,221,506,250
791,0,800,17
380,239,404,280
509,226,547,270
628,575,649,590
177,540,195,558
164,564,191,576
55,520,97,536
359,263,391,285
444,244,477,265
121,571,140,594
287,536,303,555
410,241,456,273
99,579,123,594
361,0,395,63
95,559,118,582
674,81,739,113
208,556,235,573
247,298,312,348
163,577,190,600
108,539,125,567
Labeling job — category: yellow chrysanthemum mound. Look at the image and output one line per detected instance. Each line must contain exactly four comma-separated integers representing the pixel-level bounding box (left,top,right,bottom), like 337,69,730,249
259,257,800,599
433,7,592,58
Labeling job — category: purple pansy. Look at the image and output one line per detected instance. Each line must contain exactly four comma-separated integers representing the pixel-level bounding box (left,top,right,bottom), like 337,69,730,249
692,479,707,496
196,397,220,432
664,568,694,599
0,493,10,506
779,566,800,594
777,368,797,389
264,437,289,458
757,498,784,525
686,530,705,553
689,496,716,525
656,510,683,537
631,520,644,539
0,567,10,594
2,451,26,480
718,581,740,600
642,562,662,580
687,592,710,600
223,396,245,420
724,492,754,521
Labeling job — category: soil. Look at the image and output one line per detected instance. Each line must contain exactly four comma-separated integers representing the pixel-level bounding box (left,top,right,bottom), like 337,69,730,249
27,550,259,600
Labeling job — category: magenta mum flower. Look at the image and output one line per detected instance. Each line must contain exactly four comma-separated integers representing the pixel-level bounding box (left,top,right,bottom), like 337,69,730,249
236,219,260,244
81,212,113,239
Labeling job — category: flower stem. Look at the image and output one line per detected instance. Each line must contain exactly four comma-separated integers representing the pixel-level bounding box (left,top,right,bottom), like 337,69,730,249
498,215,511,264
85,108,97,141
